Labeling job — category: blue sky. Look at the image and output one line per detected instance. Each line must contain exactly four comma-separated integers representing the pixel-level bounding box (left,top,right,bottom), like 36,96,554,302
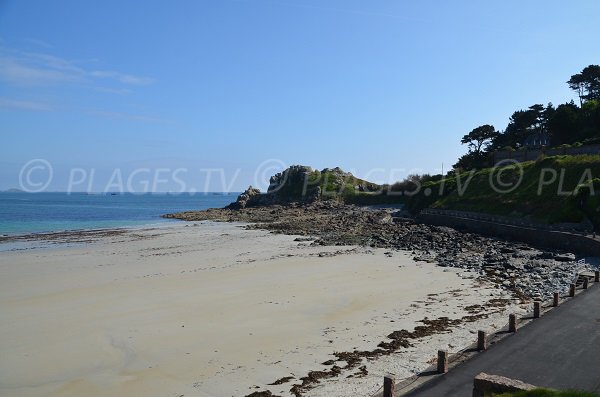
1,0,599,191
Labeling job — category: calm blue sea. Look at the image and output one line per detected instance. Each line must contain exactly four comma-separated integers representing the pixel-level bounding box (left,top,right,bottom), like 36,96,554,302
0,192,238,235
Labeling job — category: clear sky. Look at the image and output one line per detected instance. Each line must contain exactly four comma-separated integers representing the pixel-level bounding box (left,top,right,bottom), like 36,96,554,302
1,0,599,192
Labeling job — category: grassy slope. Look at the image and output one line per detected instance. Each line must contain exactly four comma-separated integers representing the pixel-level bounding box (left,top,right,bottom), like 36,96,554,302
406,155,600,226
273,167,392,204
271,156,600,227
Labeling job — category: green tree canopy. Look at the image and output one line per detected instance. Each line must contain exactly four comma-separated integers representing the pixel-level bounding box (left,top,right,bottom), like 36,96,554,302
568,64,600,105
547,102,580,145
455,66,600,171
460,124,498,154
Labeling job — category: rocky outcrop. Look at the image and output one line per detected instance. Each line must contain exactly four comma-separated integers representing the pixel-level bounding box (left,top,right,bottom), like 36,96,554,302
226,186,261,209
267,165,321,201
227,165,368,209
268,165,313,192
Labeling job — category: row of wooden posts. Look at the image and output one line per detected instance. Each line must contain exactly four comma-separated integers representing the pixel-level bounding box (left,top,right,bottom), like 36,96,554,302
381,270,600,397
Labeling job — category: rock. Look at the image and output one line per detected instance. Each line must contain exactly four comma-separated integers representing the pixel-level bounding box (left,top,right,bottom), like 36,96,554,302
554,253,576,262
536,252,554,260
268,165,313,193
165,199,574,300
227,185,261,209
294,237,314,242
500,247,516,254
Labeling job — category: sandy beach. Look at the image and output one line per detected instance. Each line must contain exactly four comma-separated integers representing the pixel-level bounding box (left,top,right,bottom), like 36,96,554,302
0,222,525,397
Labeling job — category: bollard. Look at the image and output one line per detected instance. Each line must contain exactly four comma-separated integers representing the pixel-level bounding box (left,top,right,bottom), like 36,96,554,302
595,270,599,283
569,284,576,297
383,375,395,397
477,330,487,351
553,292,559,307
583,277,589,289
533,301,541,318
437,350,448,374
509,314,517,333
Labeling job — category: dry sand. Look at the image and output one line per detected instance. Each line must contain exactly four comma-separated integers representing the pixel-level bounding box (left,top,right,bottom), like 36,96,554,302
0,222,525,397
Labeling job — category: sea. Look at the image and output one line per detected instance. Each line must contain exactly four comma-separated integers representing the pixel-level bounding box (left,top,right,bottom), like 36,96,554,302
0,192,238,236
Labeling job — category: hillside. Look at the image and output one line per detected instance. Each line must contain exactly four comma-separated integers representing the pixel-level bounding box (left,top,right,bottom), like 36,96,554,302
406,155,600,229
225,156,599,230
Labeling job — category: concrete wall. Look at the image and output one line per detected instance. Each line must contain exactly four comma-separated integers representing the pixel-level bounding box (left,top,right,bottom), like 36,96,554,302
417,212,600,256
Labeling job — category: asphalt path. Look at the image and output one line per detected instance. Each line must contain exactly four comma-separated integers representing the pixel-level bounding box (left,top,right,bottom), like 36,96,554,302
403,284,600,396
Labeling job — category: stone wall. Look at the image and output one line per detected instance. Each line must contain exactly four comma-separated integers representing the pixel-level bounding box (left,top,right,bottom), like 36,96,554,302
493,144,600,164
421,209,593,233
417,212,600,256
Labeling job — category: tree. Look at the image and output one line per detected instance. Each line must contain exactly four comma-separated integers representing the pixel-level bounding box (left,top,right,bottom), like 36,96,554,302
499,104,551,147
568,65,600,105
502,109,534,147
460,124,498,155
547,99,600,145
547,102,580,145
541,103,555,130
453,151,488,171
579,100,600,142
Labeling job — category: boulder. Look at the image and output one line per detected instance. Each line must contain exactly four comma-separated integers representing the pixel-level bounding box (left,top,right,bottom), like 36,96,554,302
227,185,261,209
554,253,576,262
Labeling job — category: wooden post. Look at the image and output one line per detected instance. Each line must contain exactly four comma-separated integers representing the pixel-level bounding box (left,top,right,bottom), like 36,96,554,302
509,314,517,333
437,350,448,374
533,301,541,318
383,375,395,397
595,270,599,283
569,283,576,297
583,277,589,289
553,292,559,307
477,330,487,351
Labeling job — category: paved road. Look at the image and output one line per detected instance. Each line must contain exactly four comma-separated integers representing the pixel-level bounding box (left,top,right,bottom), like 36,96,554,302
403,285,600,396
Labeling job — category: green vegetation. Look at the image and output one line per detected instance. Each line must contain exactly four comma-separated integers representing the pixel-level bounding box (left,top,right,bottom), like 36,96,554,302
316,169,378,198
270,154,599,231
268,166,389,204
494,388,600,397
333,173,445,206
456,65,600,171
315,168,410,206
266,66,600,230
405,155,600,229
568,65,600,104
402,64,600,230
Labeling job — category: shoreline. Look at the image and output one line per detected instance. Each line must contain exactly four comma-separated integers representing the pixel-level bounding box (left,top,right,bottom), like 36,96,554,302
0,190,239,239
2,203,598,396
0,219,178,240
0,220,184,252
0,221,525,397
